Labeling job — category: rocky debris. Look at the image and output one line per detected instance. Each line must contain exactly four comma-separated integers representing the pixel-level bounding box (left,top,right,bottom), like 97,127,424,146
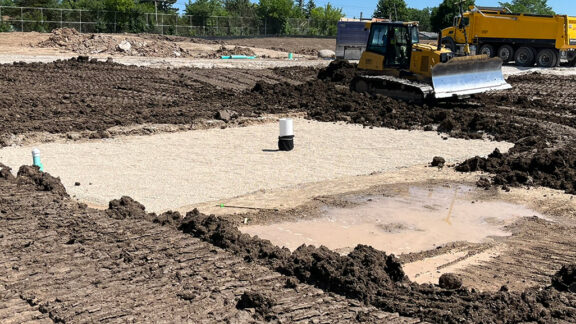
438,273,463,289
116,40,132,52
318,49,336,59
215,109,237,122
431,156,445,168
16,165,68,197
36,28,192,58
552,265,576,293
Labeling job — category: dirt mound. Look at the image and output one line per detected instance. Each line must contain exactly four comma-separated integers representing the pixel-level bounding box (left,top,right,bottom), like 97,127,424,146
317,59,357,83
37,28,192,58
106,196,150,220
236,291,276,318
552,265,576,293
456,145,576,194
438,273,463,289
0,163,15,180
202,45,256,58
16,165,68,197
270,46,317,56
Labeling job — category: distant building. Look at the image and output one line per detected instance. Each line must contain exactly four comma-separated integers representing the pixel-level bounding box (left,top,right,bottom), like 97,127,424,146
336,18,438,60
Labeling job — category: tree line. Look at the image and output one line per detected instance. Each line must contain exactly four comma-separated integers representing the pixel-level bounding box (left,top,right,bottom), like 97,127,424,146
0,0,557,35
374,0,555,32
0,0,344,35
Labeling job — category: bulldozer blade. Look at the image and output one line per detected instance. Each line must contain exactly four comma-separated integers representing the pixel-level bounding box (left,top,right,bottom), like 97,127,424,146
431,56,511,99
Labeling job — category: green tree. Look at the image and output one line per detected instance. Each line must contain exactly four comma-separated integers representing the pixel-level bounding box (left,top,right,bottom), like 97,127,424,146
224,0,256,17
430,0,474,32
309,2,342,35
304,0,315,18
0,0,15,5
185,0,227,17
373,0,408,21
406,7,431,31
257,0,301,34
61,0,105,10
14,0,58,7
499,0,554,15
103,0,135,12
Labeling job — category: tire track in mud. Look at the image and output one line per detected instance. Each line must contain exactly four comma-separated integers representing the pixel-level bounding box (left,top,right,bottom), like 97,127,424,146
454,217,576,292
0,168,418,323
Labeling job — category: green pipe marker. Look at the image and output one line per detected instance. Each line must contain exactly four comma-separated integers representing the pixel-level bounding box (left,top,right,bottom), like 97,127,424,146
32,148,44,172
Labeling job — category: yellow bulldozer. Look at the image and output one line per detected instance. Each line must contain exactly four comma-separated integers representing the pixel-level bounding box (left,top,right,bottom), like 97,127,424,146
351,21,511,102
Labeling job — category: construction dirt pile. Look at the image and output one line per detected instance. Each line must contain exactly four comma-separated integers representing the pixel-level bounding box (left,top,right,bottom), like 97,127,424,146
36,28,193,57
200,45,256,58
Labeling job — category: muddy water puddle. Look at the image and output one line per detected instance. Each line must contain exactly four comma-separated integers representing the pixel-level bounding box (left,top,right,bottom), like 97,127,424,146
241,185,543,255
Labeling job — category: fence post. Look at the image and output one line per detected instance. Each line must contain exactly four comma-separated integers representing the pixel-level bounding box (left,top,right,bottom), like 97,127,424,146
114,11,117,32
79,10,82,32
161,13,164,34
60,9,63,28
264,18,266,36
21,7,23,32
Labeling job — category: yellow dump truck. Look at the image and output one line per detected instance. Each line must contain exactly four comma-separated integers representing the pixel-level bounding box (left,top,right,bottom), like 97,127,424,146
441,6,576,67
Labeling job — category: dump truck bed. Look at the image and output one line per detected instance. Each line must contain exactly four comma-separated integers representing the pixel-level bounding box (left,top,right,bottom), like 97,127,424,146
468,12,576,50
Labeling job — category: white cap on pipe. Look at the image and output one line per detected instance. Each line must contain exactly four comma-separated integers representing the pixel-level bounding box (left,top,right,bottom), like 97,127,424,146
32,148,41,157
279,118,294,137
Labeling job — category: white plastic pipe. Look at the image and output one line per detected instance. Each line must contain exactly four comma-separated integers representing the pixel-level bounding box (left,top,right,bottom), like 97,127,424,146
279,118,294,137
32,148,44,171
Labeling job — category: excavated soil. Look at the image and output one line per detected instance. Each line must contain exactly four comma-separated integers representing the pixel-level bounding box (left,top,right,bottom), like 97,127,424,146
2,59,576,194
200,45,257,58
0,166,417,323
2,165,576,323
3,58,576,322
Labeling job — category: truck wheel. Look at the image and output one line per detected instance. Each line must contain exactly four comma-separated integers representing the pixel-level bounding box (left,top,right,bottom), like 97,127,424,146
568,51,576,67
479,44,495,58
535,48,558,68
515,47,535,67
497,45,514,63
441,37,456,53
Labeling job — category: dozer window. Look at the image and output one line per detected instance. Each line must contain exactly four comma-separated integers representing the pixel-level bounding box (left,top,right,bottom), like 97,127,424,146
367,24,388,55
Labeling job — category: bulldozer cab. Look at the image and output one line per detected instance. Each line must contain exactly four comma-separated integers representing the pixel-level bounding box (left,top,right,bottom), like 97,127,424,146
366,22,419,68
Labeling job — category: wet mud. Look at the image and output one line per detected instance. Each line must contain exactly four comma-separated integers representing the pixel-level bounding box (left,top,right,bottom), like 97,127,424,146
179,208,576,323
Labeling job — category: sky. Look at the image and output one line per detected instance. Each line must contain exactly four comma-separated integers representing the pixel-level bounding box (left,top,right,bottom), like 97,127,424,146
173,0,576,19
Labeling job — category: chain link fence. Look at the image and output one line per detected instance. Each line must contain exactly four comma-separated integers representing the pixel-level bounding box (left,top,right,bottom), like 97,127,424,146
0,6,338,36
